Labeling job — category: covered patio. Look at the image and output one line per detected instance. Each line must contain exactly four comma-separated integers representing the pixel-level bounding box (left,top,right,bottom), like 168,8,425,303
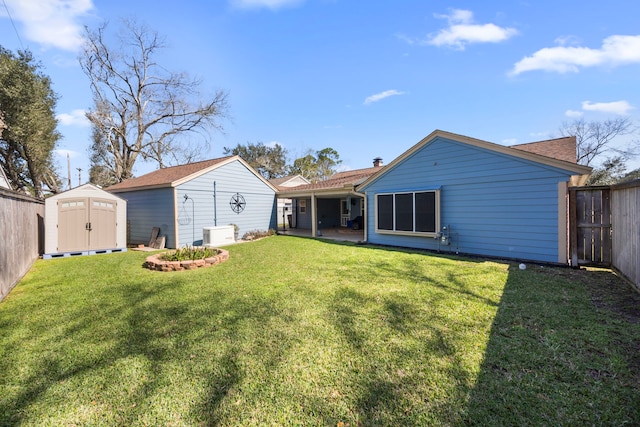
274,159,385,243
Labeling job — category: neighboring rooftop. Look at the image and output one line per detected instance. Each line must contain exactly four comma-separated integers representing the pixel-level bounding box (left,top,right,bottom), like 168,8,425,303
510,136,577,164
269,174,311,190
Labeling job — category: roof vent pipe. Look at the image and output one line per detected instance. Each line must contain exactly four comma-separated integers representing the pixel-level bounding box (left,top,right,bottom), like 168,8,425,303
373,157,383,167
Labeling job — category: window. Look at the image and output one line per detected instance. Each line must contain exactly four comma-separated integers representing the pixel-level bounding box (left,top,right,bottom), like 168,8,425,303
375,190,439,235
299,199,307,214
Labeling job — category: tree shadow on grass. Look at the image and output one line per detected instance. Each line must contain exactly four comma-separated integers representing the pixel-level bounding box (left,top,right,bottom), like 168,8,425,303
0,277,189,424
0,272,290,425
461,266,640,426
191,293,297,426
324,284,479,425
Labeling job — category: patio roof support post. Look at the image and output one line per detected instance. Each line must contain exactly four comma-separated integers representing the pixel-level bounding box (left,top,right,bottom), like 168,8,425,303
311,193,317,237
353,190,367,242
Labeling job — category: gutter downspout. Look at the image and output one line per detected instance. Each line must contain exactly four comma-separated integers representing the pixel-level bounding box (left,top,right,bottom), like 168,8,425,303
173,187,179,248
213,181,217,226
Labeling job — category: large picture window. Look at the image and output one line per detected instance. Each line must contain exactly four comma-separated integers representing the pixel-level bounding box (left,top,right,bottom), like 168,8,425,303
375,190,439,235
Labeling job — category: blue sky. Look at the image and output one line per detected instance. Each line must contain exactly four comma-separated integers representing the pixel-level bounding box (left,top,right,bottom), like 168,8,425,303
1,0,639,184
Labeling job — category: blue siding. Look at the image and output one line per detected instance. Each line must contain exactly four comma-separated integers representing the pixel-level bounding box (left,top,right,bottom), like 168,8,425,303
294,198,312,229
363,137,574,263
118,187,176,247
176,159,276,246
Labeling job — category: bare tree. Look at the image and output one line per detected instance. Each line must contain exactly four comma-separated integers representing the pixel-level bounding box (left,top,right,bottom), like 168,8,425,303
559,117,635,166
80,20,228,182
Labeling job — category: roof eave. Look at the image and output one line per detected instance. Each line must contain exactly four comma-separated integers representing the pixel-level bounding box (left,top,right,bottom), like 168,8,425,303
277,184,357,198
107,183,173,193
358,129,592,190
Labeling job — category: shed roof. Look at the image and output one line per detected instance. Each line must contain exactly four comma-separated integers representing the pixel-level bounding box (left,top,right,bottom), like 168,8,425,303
107,156,277,193
47,183,126,202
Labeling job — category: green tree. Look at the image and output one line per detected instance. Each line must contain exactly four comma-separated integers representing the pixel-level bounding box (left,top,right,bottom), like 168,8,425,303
88,126,119,187
289,148,342,182
315,147,341,181
0,47,60,197
223,141,288,179
585,156,627,185
81,20,228,183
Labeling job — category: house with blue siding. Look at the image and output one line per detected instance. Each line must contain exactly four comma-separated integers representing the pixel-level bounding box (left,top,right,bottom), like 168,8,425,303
107,156,277,248
357,130,591,264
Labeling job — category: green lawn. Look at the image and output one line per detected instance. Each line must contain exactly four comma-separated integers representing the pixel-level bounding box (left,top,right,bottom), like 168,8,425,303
1,236,638,426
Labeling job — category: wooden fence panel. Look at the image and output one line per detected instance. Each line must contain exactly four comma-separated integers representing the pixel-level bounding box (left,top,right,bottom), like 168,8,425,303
0,189,44,302
611,180,640,288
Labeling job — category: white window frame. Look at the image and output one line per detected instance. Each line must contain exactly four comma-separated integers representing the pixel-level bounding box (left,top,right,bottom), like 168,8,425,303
374,189,440,237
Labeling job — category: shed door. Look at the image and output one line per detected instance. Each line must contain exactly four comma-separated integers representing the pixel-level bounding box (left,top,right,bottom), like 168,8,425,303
57,197,117,252
89,198,117,250
58,198,89,252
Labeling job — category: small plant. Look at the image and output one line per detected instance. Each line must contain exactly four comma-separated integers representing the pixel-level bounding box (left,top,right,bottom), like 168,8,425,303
159,246,219,261
242,229,276,241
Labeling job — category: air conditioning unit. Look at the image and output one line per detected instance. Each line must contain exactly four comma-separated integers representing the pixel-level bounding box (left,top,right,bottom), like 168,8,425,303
203,226,235,247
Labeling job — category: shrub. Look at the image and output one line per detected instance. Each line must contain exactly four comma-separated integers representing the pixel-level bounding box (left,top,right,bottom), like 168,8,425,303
159,246,220,261
242,229,276,241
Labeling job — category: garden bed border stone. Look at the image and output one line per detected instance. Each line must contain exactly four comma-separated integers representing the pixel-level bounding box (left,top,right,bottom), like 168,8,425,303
145,248,229,272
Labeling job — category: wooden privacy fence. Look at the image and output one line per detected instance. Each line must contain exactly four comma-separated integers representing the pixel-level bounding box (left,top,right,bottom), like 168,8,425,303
570,180,640,288
0,188,44,302
610,180,640,287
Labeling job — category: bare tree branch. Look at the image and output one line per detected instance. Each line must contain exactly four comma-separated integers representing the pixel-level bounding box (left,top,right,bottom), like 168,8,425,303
81,19,228,182
559,117,636,166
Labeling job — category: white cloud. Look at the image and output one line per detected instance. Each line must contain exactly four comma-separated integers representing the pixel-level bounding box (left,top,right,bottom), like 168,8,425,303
582,100,634,115
363,90,405,106
554,35,582,47
420,9,518,50
565,110,584,118
510,34,640,76
56,109,90,127
0,0,93,51
502,138,518,145
230,0,303,10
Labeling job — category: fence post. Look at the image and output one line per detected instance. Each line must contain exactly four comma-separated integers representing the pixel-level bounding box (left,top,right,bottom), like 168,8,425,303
569,188,578,267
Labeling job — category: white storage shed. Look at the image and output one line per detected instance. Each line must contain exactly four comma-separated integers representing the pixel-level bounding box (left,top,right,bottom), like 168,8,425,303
44,183,127,257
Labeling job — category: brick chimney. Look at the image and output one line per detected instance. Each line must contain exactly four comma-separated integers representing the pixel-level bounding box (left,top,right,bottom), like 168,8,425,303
373,157,383,167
